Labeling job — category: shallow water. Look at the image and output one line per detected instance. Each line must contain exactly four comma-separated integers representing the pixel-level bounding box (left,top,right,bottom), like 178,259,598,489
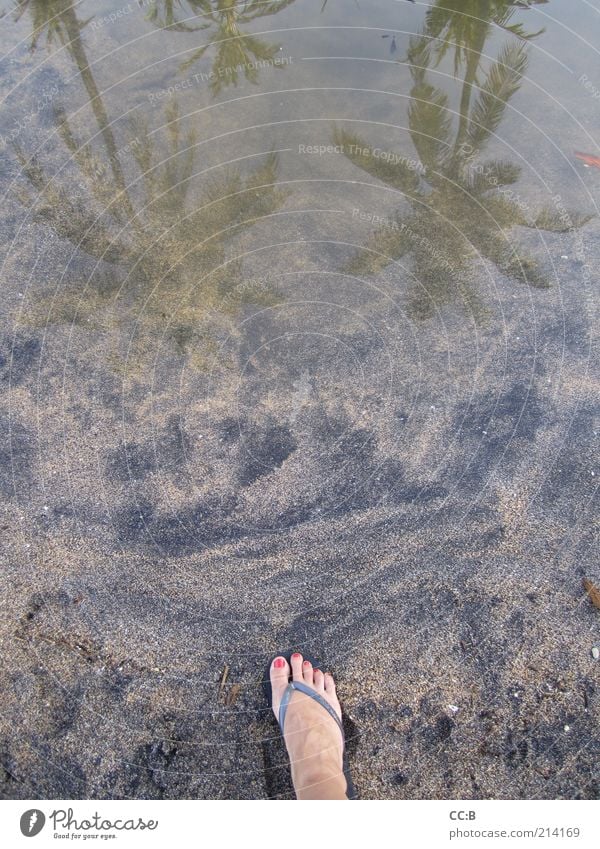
1,1,599,800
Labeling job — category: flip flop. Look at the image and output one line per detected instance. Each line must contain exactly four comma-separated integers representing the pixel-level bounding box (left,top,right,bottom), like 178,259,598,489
263,650,358,799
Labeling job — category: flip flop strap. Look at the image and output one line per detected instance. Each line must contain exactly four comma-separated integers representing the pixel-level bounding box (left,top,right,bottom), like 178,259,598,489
278,681,345,746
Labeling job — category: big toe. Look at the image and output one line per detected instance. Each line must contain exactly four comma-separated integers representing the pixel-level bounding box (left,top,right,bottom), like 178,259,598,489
269,655,290,719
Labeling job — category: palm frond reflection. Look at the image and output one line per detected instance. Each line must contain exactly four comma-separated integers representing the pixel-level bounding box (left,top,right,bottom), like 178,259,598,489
14,103,288,373
337,0,589,320
148,0,297,94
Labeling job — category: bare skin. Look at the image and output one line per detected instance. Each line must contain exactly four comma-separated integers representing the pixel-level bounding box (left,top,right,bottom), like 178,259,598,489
270,652,348,800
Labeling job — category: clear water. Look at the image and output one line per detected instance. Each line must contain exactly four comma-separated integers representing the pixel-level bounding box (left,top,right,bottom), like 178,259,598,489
1,1,598,799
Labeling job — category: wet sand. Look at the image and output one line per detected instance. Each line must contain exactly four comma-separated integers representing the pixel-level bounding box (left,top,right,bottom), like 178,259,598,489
0,0,599,799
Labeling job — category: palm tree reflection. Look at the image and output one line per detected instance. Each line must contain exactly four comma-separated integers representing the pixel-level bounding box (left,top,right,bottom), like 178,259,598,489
14,103,287,372
148,0,297,94
335,0,588,320
13,0,136,217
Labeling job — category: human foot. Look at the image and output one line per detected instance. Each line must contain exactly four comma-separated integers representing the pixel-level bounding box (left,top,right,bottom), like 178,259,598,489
269,652,348,800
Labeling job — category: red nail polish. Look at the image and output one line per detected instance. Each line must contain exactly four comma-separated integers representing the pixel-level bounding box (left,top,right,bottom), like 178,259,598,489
274,657,285,668
292,652,301,659
303,660,310,666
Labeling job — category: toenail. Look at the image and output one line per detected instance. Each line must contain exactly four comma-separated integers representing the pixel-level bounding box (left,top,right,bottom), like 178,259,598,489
274,657,285,668
303,660,310,666
292,653,301,659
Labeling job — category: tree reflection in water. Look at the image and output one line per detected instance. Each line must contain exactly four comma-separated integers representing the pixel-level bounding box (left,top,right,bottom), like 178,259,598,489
334,0,589,320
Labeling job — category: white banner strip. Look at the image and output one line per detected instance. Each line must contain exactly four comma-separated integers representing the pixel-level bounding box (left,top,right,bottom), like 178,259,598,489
0,800,598,847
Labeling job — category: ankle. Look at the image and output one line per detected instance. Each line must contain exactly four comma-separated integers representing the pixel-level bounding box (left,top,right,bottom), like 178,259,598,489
292,763,347,800
289,739,345,798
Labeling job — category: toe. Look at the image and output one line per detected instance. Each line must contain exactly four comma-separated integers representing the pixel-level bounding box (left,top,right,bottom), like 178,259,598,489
324,672,336,694
302,659,314,684
290,652,304,681
269,656,290,717
313,668,325,692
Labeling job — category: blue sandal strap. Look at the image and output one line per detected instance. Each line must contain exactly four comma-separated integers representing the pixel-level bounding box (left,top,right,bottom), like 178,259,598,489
278,681,345,746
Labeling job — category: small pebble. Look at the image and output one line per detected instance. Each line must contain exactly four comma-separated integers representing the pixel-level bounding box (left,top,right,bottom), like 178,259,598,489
564,725,570,732
592,647,600,660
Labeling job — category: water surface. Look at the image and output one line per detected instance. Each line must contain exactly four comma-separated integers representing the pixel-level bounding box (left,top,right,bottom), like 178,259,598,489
1,0,598,800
